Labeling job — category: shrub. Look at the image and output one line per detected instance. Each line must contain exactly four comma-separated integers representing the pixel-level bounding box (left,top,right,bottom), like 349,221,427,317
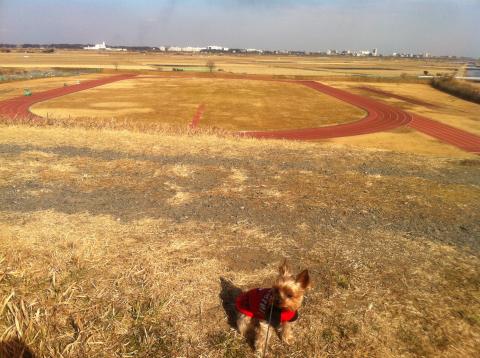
431,77,480,104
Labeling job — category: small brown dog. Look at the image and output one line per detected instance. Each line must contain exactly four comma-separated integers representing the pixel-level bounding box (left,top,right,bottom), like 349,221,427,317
235,260,311,353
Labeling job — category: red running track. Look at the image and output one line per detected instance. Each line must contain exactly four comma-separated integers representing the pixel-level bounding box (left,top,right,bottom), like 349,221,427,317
0,74,479,153
189,104,206,129
0,74,137,119
239,81,413,140
408,114,480,153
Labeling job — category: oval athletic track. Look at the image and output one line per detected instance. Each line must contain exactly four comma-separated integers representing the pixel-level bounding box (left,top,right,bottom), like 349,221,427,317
0,73,479,153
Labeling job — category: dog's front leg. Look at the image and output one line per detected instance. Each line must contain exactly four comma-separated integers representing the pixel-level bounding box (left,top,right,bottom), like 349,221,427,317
255,320,271,354
280,321,294,345
237,313,251,336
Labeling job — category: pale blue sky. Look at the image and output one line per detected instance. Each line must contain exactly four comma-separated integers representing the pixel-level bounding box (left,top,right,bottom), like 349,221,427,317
0,0,478,57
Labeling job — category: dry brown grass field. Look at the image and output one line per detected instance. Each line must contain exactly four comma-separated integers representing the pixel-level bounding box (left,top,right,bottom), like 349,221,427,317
1,51,474,156
1,52,479,357
30,77,365,131
20,74,478,156
0,124,479,357
0,50,461,77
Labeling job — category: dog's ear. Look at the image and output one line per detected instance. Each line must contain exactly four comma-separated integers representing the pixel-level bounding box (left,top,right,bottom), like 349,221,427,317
296,270,311,290
279,259,290,276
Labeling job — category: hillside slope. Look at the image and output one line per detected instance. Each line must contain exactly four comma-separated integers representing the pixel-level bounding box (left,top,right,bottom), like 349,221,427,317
0,125,479,357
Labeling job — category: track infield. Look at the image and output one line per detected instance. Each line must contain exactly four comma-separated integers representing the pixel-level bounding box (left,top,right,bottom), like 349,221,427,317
0,73,479,153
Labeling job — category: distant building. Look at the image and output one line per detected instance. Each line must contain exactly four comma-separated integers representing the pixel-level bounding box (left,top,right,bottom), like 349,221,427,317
391,51,430,58
246,48,263,54
84,41,107,50
207,45,229,52
166,46,205,52
83,41,126,51
228,48,247,54
181,46,204,52
289,51,306,56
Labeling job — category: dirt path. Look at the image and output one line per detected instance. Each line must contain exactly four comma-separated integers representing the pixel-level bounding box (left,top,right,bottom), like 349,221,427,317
0,73,479,153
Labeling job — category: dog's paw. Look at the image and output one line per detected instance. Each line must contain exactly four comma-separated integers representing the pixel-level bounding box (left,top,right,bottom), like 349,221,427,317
255,345,267,357
283,336,294,345
281,329,295,345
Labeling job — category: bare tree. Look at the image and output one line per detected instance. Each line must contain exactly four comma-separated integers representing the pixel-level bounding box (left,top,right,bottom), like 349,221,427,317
206,60,216,73
113,62,119,71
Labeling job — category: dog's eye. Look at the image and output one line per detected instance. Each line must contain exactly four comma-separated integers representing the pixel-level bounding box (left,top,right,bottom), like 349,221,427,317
286,293,293,299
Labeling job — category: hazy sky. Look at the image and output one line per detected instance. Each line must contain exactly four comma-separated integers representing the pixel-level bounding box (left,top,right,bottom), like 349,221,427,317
0,0,479,57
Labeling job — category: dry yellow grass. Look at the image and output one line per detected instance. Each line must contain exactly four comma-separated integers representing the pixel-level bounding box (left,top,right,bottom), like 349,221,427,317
326,129,477,158
1,53,478,357
0,123,479,357
0,50,460,77
2,69,477,156
0,51,154,71
30,77,365,131
0,73,108,101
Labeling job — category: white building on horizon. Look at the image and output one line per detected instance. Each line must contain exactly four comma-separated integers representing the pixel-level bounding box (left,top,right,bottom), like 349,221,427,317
180,46,204,52
246,48,263,53
84,41,107,50
164,46,205,52
207,45,229,51
84,41,126,51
